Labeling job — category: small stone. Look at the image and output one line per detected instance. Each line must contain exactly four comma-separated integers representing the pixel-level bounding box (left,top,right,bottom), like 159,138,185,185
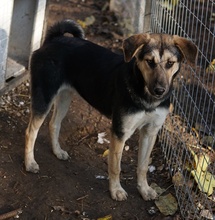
148,165,156,172
148,206,156,215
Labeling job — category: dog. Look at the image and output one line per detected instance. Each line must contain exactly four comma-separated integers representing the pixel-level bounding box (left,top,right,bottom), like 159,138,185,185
25,20,197,201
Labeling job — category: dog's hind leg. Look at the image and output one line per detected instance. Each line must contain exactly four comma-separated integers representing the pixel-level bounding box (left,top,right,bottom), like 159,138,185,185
25,113,48,173
49,89,72,160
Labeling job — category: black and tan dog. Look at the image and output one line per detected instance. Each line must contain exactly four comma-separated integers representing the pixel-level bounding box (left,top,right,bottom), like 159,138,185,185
25,20,197,201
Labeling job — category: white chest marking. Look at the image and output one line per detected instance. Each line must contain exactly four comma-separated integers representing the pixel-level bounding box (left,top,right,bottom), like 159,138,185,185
122,107,169,139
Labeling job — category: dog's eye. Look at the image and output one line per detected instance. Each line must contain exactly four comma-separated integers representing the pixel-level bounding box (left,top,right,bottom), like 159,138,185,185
146,59,153,64
166,61,174,68
146,59,155,68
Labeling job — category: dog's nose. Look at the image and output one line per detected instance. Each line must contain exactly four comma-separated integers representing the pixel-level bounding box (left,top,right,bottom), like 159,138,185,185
154,87,165,96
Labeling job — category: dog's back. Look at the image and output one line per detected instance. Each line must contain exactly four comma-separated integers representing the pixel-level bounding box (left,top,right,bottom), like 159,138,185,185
30,20,128,117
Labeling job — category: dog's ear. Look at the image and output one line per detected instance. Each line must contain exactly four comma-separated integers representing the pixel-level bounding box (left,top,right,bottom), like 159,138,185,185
123,34,150,62
173,35,198,64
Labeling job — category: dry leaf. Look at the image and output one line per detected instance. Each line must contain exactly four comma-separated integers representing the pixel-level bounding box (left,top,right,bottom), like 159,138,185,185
97,214,112,220
160,0,179,10
172,172,184,186
197,154,210,172
77,20,86,29
150,183,165,195
77,16,95,29
200,209,213,220
191,170,215,195
188,146,210,172
187,145,215,195
85,16,95,26
103,149,109,157
155,193,178,216
206,59,215,73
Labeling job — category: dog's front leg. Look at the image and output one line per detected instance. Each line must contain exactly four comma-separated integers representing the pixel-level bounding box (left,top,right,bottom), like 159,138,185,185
108,134,128,201
137,126,158,200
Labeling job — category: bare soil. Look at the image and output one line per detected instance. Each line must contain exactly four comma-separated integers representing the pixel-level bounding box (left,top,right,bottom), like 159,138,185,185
0,0,181,219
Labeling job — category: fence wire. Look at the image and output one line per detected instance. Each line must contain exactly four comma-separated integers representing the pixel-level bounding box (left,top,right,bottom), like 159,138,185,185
150,0,215,219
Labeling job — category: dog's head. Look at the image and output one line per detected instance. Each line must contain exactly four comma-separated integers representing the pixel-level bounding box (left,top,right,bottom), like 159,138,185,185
123,34,197,99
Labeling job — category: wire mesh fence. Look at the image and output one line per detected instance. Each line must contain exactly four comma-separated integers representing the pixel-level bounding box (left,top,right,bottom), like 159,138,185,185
150,0,215,219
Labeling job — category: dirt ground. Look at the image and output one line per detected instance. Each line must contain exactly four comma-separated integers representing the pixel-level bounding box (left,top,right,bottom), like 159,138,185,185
0,0,181,219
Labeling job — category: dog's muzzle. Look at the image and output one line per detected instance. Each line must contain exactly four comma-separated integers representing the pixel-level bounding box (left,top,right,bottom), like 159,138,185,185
154,86,166,96
145,85,168,99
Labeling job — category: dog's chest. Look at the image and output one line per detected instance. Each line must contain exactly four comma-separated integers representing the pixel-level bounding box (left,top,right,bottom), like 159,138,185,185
122,107,169,137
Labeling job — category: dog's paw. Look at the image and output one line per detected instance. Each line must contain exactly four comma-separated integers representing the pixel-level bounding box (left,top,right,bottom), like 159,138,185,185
110,187,128,201
25,161,40,173
55,149,70,160
138,186,157,201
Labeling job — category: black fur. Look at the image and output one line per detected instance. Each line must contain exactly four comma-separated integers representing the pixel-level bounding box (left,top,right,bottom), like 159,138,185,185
30,20,174,139
25,21,198,201
43,20,85,45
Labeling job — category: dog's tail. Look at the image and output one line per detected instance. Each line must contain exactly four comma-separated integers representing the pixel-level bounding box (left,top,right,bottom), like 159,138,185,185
43,20,85,45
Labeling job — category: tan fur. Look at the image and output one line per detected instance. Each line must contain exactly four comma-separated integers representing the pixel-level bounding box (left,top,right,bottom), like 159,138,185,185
123,33,150,62
122,34,196,99
136,49,180,85
25,31,197,202
123,34,197,64
108,135,127,200
173,35,197,64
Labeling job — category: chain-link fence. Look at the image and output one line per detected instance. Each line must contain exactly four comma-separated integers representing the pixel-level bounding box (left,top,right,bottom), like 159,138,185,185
150,0,215,219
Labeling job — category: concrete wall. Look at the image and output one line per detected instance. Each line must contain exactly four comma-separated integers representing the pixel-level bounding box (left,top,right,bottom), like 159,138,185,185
0,0,14,89
0,0,47,90
109,0,151,36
